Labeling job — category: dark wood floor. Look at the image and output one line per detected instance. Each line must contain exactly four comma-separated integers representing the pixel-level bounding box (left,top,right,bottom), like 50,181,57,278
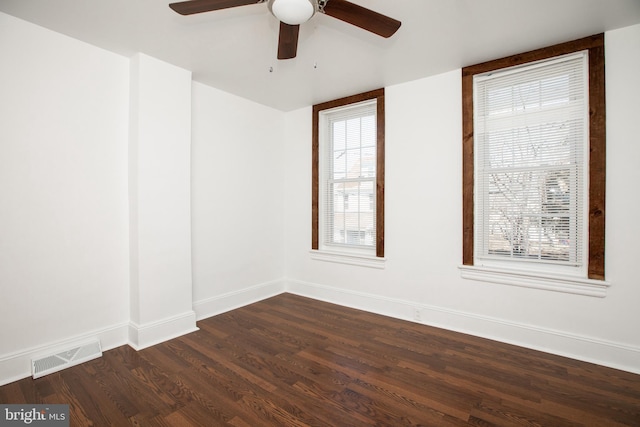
2,293,639,426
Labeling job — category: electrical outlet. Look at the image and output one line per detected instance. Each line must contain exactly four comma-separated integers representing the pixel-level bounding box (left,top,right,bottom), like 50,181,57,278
413,307,421,322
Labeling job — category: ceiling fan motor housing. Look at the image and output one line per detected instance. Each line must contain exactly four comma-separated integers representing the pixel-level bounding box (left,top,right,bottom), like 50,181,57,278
268,0,318,25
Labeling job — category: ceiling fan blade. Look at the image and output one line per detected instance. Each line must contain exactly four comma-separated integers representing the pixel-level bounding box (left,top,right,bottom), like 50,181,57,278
322,0,401,38
169,0,261,15
277,22,300,60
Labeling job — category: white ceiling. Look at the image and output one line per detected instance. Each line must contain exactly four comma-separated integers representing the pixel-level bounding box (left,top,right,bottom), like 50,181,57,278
2,0,640,111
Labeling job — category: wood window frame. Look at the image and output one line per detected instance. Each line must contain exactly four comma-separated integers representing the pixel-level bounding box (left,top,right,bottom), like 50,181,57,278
312,88,385,258
462,34,606,280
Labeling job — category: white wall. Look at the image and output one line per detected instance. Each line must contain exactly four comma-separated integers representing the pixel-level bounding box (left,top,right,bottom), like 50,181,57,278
128,54,197,349
0,13,130,382
284,24,640,374
191,82,286,318
0,11,287,384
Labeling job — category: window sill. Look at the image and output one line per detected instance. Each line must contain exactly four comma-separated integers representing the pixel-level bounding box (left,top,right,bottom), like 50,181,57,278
310,250,386,269
458,265,610,297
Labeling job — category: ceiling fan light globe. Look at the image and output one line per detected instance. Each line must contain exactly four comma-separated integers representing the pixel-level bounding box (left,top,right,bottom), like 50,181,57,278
269,0,317,25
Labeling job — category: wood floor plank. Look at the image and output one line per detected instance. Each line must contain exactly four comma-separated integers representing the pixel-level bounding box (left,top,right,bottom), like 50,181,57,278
1,293,639,426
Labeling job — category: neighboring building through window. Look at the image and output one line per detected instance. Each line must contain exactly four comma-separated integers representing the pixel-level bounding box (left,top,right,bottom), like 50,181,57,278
312,89,385,258
461,34,606,293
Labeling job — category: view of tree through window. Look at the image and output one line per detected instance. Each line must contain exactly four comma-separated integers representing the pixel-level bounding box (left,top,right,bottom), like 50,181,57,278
462,34,606,281
475,53,586,266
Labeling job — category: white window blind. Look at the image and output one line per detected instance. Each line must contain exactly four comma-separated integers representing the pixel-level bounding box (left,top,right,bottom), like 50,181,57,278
319,100,377,252
473,52,588,269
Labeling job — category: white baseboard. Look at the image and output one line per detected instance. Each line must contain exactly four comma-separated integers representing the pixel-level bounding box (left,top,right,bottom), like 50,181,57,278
193,279,285,320
3,277,637,386
0,322,129,387
0,279,282,386
285,278,640,375
128,310,199,351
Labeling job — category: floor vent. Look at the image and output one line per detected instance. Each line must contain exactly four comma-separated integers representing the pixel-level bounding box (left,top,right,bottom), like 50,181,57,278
32,340,102,379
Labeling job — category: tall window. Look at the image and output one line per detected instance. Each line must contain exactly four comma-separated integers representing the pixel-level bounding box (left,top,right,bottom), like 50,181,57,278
475,52,588,272
313,89,385,258
462,34,606,289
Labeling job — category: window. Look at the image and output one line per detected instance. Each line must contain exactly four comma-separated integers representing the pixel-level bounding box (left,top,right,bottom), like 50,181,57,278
476,52,588,272
312,89,385,260
461,34,607,295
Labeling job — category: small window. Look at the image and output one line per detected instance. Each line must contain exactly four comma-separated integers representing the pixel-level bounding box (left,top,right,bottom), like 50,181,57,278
312,89,385,258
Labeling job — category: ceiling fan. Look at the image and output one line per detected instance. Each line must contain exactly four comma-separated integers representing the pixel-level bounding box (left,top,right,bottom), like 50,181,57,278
169,0,401,60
